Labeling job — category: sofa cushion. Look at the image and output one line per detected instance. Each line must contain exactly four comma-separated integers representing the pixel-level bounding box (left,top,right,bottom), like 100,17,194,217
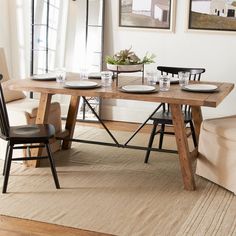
0,48,10,82
2,80,26,103
202,115,236,142
197,126,236,194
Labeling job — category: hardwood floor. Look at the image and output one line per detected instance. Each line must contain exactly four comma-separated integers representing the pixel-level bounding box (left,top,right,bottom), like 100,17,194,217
0,215,112,236
0,120,181,235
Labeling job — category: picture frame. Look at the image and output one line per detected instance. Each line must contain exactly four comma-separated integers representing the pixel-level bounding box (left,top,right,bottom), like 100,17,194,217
188,0,236,32
119,0,176,31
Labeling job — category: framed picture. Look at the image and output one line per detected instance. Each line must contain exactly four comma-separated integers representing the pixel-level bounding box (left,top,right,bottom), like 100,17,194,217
119,0,176,31
188,0,236,32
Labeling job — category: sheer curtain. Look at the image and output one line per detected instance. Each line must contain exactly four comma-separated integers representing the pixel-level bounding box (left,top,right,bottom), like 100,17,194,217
7,0,69,80
7,0,31,80
64,0,87,73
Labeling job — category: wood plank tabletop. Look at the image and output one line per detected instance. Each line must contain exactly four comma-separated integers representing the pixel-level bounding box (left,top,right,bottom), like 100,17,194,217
9,75,234,107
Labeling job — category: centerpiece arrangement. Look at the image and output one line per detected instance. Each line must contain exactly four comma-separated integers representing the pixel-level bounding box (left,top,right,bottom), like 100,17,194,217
105,47,156,72
105,48,156,85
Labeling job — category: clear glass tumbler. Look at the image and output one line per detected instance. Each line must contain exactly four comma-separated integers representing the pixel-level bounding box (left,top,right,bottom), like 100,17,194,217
146,71,158,85
159,75,170,91
56,68,66,83
101,71,113,87
80,68,88,80
178,71,190,87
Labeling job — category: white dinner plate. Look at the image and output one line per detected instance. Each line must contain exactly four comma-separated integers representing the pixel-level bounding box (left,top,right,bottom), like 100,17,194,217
32,73,57,81
88,72,101,79
182,84,218,92
120,85,157,93
64,81,100,89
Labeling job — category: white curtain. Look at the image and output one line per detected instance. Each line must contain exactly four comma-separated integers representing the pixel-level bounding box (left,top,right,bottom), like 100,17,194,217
7,0,31,80
64,0,87,73
6,0,69,79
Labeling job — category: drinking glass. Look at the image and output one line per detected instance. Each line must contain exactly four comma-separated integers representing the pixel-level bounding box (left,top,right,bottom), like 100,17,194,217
159,75,170,91
178,71,190,87
101,71,113,87
55,68,66,83
146,71,158,85
80,68,88,80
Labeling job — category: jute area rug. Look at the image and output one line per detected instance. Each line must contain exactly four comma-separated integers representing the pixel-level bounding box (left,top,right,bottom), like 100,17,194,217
0,126,236,236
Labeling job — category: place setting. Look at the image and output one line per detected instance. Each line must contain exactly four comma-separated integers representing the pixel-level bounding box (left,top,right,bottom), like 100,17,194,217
31,68,67,82
119,84,158,94
31,73,57,81
63,80,101,89
177,71,219,93
62,70,115,89
181,84,219,93
119,70,159,94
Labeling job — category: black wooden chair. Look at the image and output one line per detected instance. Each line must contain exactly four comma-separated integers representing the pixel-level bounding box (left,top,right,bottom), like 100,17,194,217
0,74,60,193
144,66,206,163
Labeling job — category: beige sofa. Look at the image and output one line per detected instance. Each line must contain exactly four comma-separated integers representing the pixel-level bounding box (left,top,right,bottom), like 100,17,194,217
196,115,236,195
0,48,62,160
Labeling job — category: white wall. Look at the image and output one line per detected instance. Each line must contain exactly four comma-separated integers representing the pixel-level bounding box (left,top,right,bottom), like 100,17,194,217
102,0,236,122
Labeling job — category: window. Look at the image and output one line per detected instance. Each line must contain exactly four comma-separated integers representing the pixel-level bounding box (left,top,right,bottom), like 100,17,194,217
31,0,104,122
31,0,61,75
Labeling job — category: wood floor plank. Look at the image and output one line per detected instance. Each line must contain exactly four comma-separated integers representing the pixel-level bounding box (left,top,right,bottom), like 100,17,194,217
0,215,112,236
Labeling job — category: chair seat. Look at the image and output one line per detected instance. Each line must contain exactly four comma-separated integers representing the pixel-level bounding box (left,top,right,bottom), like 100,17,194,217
201,115,236,142
9,124,55,143
144,66,205,163
151,111,192,124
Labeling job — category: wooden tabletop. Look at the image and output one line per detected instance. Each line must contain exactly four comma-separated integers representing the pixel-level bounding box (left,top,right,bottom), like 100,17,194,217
9,75,234,107
9,75,234,190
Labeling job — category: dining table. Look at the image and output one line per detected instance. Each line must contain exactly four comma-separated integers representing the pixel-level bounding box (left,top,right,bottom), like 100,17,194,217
9,74,234,191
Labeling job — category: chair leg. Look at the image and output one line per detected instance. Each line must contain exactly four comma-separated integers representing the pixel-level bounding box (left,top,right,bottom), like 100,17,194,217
144,123,158,164
2,145,13,193
158,124,165,150
45,143,60,189
3,142,10,176
190,121,197,148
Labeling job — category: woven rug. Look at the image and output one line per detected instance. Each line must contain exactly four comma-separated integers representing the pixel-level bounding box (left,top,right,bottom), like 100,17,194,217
0,126,235,236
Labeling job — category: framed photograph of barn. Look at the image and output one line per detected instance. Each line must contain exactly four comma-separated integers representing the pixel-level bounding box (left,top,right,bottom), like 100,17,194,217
189,0,236,32
119,0,176,31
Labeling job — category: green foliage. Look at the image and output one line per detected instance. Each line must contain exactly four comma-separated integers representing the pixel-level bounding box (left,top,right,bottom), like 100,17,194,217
105,47,156,65
142,52,156,64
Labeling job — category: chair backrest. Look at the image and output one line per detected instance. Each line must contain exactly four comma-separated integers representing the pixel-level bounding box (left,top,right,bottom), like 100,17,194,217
157,66,205,81
157,66,206,112
0,74,10,139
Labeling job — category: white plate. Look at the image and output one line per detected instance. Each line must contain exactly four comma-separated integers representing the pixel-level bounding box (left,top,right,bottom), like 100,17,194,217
64,81,99,89
121,85,157,93
182,84,218,92
32,73,57,81
88,72,101,79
